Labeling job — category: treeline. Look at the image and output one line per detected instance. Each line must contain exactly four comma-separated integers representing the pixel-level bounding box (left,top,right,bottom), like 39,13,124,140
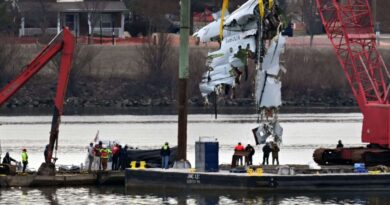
4,44,390,110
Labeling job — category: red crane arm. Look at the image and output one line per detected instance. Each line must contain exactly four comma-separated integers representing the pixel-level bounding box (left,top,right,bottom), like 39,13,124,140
0,28,74,163
0,28,74,110
316,0,390,147
0,40,61,106
54,28,74,114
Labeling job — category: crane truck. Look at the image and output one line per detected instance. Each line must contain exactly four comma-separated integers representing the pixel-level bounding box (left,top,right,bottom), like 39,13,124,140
0,28,75,175
313,0,390,166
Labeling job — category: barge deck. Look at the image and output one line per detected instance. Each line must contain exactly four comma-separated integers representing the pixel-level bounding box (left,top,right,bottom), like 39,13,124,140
125,168,390,191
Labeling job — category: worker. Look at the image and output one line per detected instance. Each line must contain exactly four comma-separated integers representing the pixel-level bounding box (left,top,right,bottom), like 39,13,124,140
111,143,120,170
44,144,49,163
119,145,128,170
337,140,344,148
160,142,170,169
116,145,122,170
262,143,271,165
100,144,112,171
2,152,17,165
96,141,103,170
245,144,255,165
87,143,94,172
92,144,100,170
21,149,28,173
271,142,280,165
234,142,245,166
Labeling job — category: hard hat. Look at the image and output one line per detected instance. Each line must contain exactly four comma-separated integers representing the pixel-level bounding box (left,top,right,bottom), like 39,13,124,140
102,144,107,149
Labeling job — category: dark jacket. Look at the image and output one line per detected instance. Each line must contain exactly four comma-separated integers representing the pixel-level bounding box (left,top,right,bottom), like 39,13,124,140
262,144,272,156
271,144,280,157
44,145,49,163
2,153,17,164
160,145,170,156
120,147,128,159
245,145,255,156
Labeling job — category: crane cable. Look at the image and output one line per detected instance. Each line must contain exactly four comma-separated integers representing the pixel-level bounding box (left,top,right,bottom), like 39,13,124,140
219,0,269,40
219,0,229,41
258,0,265,19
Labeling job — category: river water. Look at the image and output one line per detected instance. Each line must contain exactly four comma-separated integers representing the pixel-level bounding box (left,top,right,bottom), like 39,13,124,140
1,113,388,204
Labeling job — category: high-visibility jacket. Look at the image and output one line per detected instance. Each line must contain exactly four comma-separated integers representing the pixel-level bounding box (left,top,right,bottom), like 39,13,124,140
160,145,170,156
21,152,28,162
100,148,111,159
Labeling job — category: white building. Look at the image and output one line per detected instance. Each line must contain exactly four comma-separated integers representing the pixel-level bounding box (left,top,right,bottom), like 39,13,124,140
17,0,128,38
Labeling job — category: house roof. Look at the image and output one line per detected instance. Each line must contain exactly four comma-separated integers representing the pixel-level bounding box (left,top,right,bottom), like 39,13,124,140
18,1,128,13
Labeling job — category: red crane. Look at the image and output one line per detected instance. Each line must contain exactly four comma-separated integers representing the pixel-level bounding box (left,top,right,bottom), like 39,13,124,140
0,28,74,174
314,0,390,165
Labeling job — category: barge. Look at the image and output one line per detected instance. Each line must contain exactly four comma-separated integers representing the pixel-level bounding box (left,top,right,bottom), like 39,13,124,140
125,168,390,191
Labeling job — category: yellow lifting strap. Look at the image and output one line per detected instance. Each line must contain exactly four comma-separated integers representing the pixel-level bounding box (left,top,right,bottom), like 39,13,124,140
219,0,229,40
269,0,274,10
258,0,265,19
220,0,269,39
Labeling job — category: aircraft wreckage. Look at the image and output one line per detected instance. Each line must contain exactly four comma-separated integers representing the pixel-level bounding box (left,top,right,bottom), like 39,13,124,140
194,0,286,145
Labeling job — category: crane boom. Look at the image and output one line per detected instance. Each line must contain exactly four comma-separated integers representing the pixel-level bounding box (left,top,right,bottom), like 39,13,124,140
314,0,390,165
0,28,74,171
316,0,390,146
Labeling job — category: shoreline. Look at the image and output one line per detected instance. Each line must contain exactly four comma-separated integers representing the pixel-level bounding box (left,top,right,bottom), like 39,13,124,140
0,106,360,116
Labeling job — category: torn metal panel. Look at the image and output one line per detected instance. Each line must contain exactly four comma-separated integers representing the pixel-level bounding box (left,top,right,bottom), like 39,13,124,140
193,0,258,43
200,32,256,97
224,0,258,28
262,33,286,75
252,123,271,145
206,31,255,68
260,78,282,107
199,64,234,96
254,70,266,106
207,50,230,68
220,31,256,53
255,34,286,108
193,19,223,43
252,121,283,145
272,121,283,143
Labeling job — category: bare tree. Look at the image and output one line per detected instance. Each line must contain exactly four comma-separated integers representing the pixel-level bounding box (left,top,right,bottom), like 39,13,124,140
0,0,20,36
127,0,179,34
0,38,19,87
0,0,19,78
136,33,177,98
82,0,108,44
188,48,207,98
50,44,101,96
21,0,51,38
37,0,49,36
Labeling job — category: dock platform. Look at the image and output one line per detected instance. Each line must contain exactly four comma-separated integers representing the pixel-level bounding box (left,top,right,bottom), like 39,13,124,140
0,171,124,188
125,168,390,191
